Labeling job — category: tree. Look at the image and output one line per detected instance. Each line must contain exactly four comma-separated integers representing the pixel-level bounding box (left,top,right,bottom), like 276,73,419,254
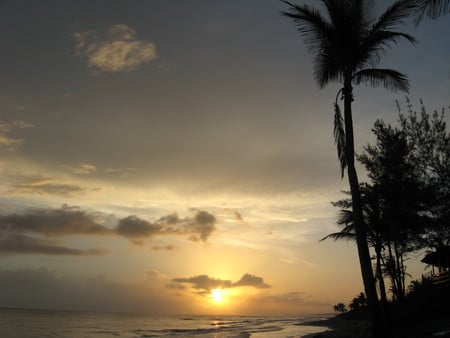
395,99,450,249
333,302,347,313
358,119,428,302
349,292,367,311
326,100,449,303
282,1,416,333
323,184,390,305
412,0,450,24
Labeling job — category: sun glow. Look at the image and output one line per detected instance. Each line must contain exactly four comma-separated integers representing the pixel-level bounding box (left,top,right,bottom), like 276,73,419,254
210,288,227,304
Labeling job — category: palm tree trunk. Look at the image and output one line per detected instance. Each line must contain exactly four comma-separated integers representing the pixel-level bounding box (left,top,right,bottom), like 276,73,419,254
343,75,384,336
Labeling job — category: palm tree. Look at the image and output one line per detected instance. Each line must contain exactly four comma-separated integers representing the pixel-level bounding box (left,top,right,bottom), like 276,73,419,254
282,1,416,334
413,0,450,24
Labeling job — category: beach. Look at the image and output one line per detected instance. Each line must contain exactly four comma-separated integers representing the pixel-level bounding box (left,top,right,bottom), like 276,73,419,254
297,315,450,338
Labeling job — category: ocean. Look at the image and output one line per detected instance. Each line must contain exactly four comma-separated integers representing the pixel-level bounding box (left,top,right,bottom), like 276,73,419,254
0,308,331,338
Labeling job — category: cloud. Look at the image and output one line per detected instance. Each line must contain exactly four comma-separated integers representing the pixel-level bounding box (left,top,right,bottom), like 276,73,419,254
186,210,216,242
115,210,216,244
105,167,137,178
74,24,157,73
170,275,231,295
116,215,163,245
0,205,217,255
0,120,33,151
231,273,270,289
7,175,96,197
0,205,109,237
61,163,96,174
169,273,270,295
0,232,107,256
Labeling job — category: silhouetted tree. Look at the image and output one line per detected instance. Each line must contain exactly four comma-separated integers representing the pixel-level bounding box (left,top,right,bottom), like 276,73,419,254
327,100,449,303
395,99,450,249
359,119,428,302
349,292,367,311
323,184,390,305
282,1,416,333
334,302,347,313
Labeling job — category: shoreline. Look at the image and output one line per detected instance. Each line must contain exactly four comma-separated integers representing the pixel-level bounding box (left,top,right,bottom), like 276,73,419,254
297,317,371,338
297,315,450,338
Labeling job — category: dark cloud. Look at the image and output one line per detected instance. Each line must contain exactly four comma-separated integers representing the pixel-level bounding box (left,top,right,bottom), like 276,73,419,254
171,275,232,292
0,232,107,256
186,211,216,242
116,216,163,245
116,210,216,244
7,175,95,197
231,273,270,289
170,273,270,294
0,205,110,237
0,205,217,255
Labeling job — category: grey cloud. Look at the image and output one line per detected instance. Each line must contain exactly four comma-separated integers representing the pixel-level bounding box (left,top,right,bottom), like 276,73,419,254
170,273,270,293
231,273,270,289
116,210,216,244
74,24,157,73
0,206,217,256
0,120,33,151
0,232,107,256
187,211,216,242
171,275,232,292
0,205,110,237
8,175,96,197
61,163,96,174
116,216,163,245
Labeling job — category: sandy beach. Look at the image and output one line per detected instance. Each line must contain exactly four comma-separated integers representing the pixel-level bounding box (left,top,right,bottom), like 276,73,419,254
299,317,371,338
298,315,450,338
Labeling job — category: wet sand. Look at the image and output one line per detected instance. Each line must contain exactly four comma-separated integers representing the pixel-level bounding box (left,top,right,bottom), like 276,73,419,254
298,317,372,338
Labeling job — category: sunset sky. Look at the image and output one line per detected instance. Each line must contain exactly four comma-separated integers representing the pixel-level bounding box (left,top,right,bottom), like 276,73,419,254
0,0,448,315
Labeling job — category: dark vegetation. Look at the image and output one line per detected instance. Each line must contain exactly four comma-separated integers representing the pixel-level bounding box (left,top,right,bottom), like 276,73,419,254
282,0,450,336
330,100,450,336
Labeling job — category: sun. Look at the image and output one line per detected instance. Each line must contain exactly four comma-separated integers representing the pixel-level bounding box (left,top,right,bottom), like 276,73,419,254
210,288,227,304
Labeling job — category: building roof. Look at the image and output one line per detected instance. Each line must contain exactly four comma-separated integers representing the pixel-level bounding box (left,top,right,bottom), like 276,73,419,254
421,246,450,268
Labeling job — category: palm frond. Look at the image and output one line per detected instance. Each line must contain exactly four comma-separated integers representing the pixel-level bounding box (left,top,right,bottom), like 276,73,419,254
281,1,333,55
334,99,347,178
413,0,450,25
361,30,417,67
371,0,417,32
352,68,410,92
320,231,356,242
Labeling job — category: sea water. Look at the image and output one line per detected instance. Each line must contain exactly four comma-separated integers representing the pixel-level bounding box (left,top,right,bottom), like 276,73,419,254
0,308,331,338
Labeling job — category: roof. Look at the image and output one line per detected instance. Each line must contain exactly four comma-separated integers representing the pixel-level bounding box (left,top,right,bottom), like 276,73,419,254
421,246,450,268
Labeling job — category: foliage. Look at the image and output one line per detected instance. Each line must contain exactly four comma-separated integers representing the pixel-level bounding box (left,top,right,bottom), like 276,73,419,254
333,302,347,313
412,0,450,24
326,99,450,303
349,292,367,311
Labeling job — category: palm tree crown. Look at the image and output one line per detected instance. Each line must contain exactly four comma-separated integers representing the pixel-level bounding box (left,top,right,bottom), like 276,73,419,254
282,0,416,91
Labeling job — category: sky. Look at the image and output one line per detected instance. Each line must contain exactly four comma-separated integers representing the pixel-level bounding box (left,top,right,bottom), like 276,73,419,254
0,0,449,315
